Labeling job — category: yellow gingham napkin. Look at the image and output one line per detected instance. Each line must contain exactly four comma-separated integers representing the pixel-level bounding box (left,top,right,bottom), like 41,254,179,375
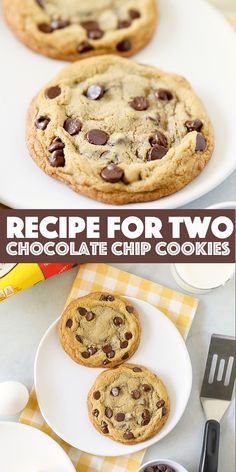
19,264,198,472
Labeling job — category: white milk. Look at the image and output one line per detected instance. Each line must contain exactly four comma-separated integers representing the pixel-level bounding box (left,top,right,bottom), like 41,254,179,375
172,263,235,293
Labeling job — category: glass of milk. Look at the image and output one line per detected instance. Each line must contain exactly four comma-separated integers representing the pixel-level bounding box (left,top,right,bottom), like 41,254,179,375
172,263,235,294
172,201,236,294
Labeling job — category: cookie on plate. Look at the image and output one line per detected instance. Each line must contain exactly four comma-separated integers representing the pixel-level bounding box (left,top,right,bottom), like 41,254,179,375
88,363,169,444
3,0,158,61
58,292,141,368
26,55,214,205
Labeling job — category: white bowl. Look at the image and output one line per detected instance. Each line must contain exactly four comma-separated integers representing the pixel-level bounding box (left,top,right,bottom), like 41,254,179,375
138,459,189,472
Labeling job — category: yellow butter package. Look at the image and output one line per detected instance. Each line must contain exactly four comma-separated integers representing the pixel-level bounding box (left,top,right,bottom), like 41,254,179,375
0,263,75,302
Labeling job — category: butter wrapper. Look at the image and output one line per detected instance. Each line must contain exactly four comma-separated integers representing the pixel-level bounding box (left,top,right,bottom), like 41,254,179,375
0,263,76,302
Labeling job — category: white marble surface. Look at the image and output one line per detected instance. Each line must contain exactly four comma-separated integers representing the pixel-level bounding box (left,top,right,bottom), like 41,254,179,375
0,264,235,471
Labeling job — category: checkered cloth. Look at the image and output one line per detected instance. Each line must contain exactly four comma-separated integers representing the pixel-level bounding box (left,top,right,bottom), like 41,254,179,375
20,264,198,471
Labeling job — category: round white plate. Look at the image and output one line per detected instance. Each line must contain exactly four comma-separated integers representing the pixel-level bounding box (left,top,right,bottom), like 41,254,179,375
0,422,75,472
34,297,192,456
0,0,236,209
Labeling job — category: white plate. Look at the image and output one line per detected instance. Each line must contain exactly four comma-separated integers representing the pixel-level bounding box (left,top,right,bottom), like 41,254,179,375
34,297,192,457
0,0,236,209
0,421,75,472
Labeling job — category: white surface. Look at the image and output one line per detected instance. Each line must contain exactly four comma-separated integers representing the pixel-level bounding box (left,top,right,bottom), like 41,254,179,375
0,381,29,416
0,422,75,472
138,458,188,472
0,264,235,470
35,298,192,456
208,200,236,209
0,0,236,209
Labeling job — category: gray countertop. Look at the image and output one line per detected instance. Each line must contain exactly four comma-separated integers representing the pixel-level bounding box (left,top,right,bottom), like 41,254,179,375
0,263,235,471
183,170,236,208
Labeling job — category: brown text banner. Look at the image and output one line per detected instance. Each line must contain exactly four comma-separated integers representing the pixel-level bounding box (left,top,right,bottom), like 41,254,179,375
0,210,235,263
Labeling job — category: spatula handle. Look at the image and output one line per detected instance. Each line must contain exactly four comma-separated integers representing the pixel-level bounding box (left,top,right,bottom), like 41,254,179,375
199,420,220,472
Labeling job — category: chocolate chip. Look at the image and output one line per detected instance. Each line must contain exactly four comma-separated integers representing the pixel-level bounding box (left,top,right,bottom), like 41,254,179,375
64,118,82,136
133,367,142,372
78,307,87,316
165,468,174,472
81,20,99,31
157,466,168,471
101,164,124,183
113,317,123,326
87,129,109,145
148,145,168,160
145,467,155,472
117,39,132,52
162,407,167,416
142,409,150,419
120,340,128,349
48,138,65,153
107,350,115,359
36,0,44,8
185,119,203,132
105,407,113,418
101,421,109,434
125,332,133,340
75,335,83,343
126,306,134,313
102,345,112,354
195,133,206,151
142,384,151,392
131,390,141,399
45,85,61,99
66,319,72,328
130,96,149,111
103,359,111,366
100,294,115,301
92,409,99,417
86,311,95,321
48,151,65,168
155,89,173,101
150,131,168,148
87,346,97,356
111,387,120,397
77,41,94,53
93,391,101,400
157,399,165,408
123,431,134,440
35,116,50,130
115,413,125,422
122,353,129,360
86,84,104,100
141,409,151,426
38,23,53,33
51,19,70,30
118,20,131,29
129,9,141,19
82,351,90,359
88,29,104,39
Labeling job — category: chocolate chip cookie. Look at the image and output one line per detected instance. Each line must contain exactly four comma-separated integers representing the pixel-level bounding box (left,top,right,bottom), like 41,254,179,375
3,0,158,61
58,292,141,368
144,465,176,472
26,55,214,205
88,364,169,444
